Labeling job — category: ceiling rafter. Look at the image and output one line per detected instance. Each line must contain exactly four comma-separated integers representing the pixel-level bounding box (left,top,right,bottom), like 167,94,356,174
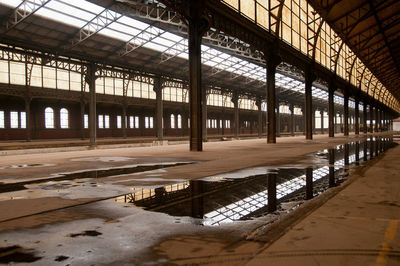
4,0,51,32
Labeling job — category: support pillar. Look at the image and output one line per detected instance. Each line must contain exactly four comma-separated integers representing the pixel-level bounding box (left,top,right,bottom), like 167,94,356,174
369,105,374,133
355,98,359,135
305,69,316,140
290,104,295,136
87,64,97,148
266,53,281,143
320,110,324,135
256,98,263,138
188,14,208,151
232,92,239,138
343,90,349,136
202,89,208,141
122,104,127,139
24,97,31,142
154,78,163,141
375,107,379,132
328,82,335,137
334,113,338,134
363,103,367,134
80,98,85,140
276,100,280,137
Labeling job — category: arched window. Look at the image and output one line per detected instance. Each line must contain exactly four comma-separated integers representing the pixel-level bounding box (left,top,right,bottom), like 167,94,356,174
60,108,69,129
170,114,175,129
177,114,182,129
45,107,54,128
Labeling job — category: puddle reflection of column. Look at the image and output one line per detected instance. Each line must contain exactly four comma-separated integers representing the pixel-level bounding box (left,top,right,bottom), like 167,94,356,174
155,187,166,204
375,137,380,157
370,138,375,159
267,173,277,212
306,167,313,200
344,143,350,167
328,148,335,187
190,180,204,218
355,142,360,165
363,141,368,161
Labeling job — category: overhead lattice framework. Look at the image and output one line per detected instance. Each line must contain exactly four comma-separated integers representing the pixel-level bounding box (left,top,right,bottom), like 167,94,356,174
0,0,365,114
216,0,400,113
307,0,400,102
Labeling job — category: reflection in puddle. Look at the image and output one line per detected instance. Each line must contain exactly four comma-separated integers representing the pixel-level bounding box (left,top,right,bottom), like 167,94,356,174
0,162,193,193
0,163,56,170
117,137,396,226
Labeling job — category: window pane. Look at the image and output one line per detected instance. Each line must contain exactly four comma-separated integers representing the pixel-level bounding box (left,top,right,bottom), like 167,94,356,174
45,107,54,129
0,111,4,128
117,115,122,128
135,116,139,128
10,111,19,128
129,116,134,128
60,108,69,129
149,117,153,128
98,115,104,128
84,114,88,129
170,114,175,129
104,115,110,128
20,112,26,129
177,115,182,129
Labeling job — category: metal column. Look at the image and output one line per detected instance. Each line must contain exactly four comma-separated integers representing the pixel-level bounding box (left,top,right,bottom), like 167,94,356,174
88,64,97,148
188,16,208,151
328,82,335,137
363,103,367,134
202,88,207,141
343,91,349,136
305,70,315,140
24,97,31,141
290,104,295,136
355,98,359,135
257,98,263,138
232,93,239,138
80,99,85,140
266,54,280,143
320,110,324,134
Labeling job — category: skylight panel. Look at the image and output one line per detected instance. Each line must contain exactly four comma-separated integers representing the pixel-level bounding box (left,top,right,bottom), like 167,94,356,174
98,28,131,42
145,42,169,53
36,7,87,28
46,0,97,22
152,36,179,48
65,0,106,14
107,20,143,36
0,0,22,7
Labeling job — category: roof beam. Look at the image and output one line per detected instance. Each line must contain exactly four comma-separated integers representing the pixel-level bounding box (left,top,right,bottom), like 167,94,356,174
69,8,122,48
5,0,51,32
118,24,164,57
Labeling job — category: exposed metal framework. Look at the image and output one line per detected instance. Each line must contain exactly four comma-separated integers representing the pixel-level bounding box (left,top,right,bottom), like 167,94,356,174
0,0,398,115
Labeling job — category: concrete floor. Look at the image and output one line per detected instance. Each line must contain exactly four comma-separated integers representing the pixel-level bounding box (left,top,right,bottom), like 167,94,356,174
0,133,399,265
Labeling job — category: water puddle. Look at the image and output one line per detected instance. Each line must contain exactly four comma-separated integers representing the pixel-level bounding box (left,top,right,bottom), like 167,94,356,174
0,162,193,193
0,163,56,170
116,137,396,226
0,245,42,263
68,230,102,238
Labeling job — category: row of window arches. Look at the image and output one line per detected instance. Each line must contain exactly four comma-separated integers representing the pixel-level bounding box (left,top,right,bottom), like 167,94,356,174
44,107,185,130
45,107,68,129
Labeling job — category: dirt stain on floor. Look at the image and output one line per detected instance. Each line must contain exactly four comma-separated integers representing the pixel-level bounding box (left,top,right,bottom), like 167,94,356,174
0,245,42,263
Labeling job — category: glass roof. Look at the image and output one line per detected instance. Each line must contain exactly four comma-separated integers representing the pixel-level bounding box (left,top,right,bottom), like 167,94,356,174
1,0,360,109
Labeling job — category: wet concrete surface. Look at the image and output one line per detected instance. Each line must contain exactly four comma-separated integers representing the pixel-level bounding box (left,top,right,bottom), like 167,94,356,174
0,133,398,265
